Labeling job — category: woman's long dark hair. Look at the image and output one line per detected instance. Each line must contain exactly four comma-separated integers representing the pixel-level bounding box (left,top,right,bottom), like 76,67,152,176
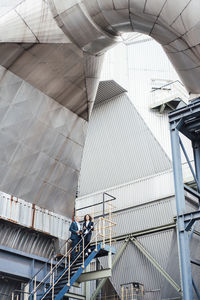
84,214,92,222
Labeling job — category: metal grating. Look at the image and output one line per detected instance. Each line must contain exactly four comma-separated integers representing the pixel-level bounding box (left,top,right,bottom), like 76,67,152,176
94,80,127,106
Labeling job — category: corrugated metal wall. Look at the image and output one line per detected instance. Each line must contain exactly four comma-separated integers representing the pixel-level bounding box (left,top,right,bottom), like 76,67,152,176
77,179,200,299
77,170,175,215
96,229,180,300
101,36,190,160
0,219,55,258
0,191,71,240
111,197,175,237
79,92,171,196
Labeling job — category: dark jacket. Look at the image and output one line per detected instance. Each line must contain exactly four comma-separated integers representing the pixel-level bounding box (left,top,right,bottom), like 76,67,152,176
83,221,94,237
69,221,80,240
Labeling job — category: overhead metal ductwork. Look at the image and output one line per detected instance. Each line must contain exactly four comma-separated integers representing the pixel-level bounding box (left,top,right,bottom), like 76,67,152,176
0,0,200,216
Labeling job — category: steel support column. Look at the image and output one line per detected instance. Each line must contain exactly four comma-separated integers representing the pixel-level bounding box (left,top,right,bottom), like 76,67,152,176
192,140,200,192
169,98,200,300
170,125,193,299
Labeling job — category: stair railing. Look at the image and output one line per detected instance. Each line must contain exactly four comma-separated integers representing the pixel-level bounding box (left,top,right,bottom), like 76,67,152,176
30,217,101,299
13,234,72,299
38,215,116,299
12,206,116,300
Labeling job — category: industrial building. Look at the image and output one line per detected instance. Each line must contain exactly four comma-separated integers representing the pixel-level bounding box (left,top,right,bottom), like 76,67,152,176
0,1,200,300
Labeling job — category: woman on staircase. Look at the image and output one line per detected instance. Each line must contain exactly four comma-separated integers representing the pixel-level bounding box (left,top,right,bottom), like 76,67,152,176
83,214,94,256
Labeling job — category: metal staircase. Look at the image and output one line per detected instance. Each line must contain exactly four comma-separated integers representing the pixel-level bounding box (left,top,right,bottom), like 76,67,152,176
13,215,116,300
40,242,114,300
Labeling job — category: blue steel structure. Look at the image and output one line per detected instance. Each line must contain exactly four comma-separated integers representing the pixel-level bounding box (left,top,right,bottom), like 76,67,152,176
25,242,115,300
0,244,53,282
169,98,200,300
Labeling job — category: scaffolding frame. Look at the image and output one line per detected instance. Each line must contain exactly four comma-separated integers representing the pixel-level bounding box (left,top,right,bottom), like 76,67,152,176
169,98,200,300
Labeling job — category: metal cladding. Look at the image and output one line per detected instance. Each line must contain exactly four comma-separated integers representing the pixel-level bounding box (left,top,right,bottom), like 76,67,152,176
0,219,55,258
0,67,87,217
79,81,171,196
106,230,181,300
1,0,200,215
1,0,200,94
0,192,71,240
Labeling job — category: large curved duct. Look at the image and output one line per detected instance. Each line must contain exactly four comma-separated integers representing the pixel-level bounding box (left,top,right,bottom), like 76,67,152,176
0,0,199,216
50,0,200,94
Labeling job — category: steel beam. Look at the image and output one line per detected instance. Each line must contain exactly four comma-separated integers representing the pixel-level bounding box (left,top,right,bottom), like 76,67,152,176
179,138,198,185
130,237,181,293
169,98,200,300
184,184,200,200
168,100,200,124
90,223,176,245
0,245,52,281
84,265,90,300
90,239,129,300
78,269,111,282
191,259,200,267
193,140,200,193
182,211,200,231
64,292,85,300
170,126,193,299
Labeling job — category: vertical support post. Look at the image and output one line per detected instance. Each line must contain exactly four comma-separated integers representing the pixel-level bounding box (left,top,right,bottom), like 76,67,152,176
52,272,54,300
24,283,29,300
65,242,68,268
84,264,90,300
192,140,200,193
95,219,98,251
109,204,112,247
95,230,98,252
12,292,14,300
125,287,128,300
96,259,101,299
43,263,47,292
121,286,124,300
30,259,34,299
170,126,193,299
131,284,134,300
98,218,101,240
67,254,71,286
108,251,112,269
103,193,105,218
102,218,105,248
50,258,53,285
33,277,37,300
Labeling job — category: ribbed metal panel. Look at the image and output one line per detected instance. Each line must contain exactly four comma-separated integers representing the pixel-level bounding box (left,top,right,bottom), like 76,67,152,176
77,171,175,214
99,229,180,300
112,197,175,237
79,90,172,196
95,80,127,106
0,220,55,258
101,36,190,160
0,191,70,240
0,66,87,217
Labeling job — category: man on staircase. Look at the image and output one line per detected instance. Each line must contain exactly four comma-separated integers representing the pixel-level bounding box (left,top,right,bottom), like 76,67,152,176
69,215,82,261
